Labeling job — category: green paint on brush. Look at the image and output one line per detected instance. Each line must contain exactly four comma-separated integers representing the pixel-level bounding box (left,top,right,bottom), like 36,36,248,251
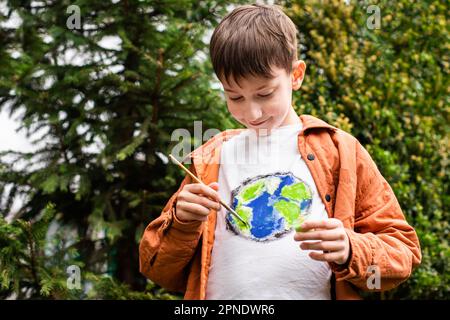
234,204,252,231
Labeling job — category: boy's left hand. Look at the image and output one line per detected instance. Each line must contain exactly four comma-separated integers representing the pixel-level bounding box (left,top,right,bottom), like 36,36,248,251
293,218,351,265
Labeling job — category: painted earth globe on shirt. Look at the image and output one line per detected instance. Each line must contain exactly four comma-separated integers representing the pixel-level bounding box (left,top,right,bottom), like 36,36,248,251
226,172,313,242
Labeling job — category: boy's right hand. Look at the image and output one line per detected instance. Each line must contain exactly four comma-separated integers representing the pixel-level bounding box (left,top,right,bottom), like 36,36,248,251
175,182,221,222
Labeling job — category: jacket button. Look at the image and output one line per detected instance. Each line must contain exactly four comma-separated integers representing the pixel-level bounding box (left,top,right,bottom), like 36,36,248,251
307,153,315,161
325,194,331,202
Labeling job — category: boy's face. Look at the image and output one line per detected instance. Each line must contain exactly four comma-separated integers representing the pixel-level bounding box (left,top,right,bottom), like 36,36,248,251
220,60,306,134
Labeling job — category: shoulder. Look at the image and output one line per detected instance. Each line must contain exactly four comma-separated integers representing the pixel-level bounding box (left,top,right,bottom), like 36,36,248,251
300,114,359,153
301,116,378,173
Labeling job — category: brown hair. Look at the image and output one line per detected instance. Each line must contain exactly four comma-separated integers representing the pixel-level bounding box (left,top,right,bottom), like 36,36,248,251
210,3,298,86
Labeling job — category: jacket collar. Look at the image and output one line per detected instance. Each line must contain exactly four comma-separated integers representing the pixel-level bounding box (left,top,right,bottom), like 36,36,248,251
300,114,338,134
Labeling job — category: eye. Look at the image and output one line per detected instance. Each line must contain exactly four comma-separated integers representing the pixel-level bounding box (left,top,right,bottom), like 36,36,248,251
230,96,243,101
258,92,273,98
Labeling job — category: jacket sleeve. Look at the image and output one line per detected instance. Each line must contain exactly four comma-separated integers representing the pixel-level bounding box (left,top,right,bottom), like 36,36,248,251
139,165,204,293
331,140,422,291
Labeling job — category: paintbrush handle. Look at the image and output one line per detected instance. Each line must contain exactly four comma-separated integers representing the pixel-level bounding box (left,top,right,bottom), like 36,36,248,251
169,155,204,185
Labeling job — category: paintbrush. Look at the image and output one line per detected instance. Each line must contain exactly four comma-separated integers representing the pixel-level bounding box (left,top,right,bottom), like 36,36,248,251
168,154,249,228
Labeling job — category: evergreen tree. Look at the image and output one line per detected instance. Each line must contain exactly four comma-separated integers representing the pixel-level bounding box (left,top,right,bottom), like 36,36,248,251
0,0,241,298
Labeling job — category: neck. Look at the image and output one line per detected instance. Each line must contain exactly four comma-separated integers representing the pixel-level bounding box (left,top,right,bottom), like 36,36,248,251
279,107,299,127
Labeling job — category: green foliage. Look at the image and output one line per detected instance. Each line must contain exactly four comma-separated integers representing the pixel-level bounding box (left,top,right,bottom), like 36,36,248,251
285,0,449,298
0,203,80,299
0,202,179,299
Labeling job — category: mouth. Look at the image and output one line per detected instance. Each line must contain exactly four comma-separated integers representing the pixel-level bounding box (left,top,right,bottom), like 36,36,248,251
249,117,270,127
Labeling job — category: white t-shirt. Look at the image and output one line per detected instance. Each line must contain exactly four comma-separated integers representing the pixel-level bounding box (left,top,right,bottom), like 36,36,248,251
205,117,332,300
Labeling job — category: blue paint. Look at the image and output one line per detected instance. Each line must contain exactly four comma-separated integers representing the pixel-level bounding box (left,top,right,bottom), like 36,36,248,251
227,173,313,242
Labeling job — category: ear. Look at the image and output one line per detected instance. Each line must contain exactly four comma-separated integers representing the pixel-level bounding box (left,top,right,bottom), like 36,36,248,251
291,60,306,90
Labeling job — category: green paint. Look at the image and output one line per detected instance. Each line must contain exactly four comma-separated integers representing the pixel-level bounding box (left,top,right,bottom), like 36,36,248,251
273,199,300,225
240,180,265,203
281,182,311,201
234,204,252,231
293,214,306,232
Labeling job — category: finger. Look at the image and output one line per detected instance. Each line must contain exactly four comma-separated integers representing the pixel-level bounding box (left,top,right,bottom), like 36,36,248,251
293,229,343,241
208,182,219,191
176,211,208,222
300,218,342,232
182,192,221,211
189,213,208,221
300,241,345,252
177,202,211,217
187,183,220,201
308,251,342,263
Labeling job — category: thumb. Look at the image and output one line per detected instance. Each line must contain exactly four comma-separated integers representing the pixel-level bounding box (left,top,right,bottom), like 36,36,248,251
208,182,219,191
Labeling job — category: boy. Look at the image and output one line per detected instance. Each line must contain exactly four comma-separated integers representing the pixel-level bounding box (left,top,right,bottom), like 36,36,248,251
139,4,421,299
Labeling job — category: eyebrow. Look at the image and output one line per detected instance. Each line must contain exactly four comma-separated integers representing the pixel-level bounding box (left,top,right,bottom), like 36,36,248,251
224,84,273,93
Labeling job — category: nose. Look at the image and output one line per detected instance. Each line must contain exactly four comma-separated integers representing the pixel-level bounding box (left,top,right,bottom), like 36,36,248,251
245,103,263,122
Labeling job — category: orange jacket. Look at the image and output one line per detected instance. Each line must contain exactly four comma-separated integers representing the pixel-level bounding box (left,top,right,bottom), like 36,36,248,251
139,114,422,300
